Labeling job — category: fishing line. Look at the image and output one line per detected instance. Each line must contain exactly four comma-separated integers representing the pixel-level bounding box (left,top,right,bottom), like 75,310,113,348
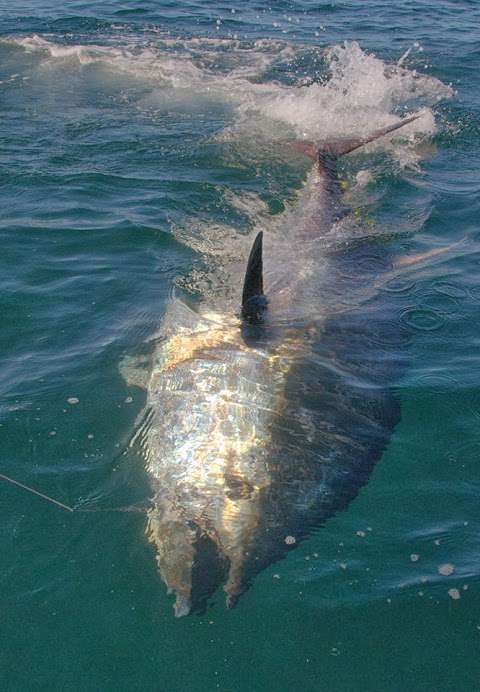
76,504,150,514
0,473,151,515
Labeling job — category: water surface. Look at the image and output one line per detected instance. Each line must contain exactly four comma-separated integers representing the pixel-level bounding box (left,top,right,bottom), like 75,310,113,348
1,2,480,690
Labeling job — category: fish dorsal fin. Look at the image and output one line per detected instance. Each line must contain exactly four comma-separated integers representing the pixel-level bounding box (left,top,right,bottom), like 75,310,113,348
242,231,267,322
290,113,420,161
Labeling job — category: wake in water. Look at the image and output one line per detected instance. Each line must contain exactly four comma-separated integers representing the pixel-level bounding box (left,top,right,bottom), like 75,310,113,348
3,32,454,263
4,33,452,145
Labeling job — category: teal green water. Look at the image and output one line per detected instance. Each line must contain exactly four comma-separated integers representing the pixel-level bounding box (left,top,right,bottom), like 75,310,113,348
1,2,480,690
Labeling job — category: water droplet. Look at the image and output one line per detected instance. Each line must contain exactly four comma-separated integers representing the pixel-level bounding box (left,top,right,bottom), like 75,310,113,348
438,563,455,576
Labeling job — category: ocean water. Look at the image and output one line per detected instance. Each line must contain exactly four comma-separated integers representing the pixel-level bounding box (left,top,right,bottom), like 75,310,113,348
1,1,480,690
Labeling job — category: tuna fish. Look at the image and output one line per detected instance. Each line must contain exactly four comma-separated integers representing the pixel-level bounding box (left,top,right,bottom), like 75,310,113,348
122,115,424,616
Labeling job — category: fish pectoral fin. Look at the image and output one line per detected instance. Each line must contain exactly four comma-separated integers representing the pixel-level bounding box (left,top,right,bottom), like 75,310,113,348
216,516,259,608
394,239,464,268
223,550,248,608
242,231,267,323
146,503,197,617
118,354,151,389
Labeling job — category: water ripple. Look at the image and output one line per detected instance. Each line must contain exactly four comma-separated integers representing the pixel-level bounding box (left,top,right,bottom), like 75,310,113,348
400,307,445,331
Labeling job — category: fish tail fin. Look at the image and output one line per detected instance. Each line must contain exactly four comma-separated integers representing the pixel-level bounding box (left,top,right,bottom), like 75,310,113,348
290,113,421,162
242,231,267,322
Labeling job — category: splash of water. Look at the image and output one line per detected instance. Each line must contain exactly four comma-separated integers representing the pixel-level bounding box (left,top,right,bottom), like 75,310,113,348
2,33,454,273
6,34,452,142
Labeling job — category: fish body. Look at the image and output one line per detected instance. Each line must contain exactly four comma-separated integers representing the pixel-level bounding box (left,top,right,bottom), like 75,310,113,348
129,118,417,616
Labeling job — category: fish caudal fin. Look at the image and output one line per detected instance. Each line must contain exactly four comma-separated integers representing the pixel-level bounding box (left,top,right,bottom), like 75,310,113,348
290,113,421,161
242,231,267,322
325,113,421,157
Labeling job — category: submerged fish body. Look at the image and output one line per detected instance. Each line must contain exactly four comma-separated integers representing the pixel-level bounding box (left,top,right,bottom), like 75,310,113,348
129,120,418,616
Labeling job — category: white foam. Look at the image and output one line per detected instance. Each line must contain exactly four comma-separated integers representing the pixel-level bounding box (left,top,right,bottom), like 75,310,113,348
233,42,452,152
4,34,453,167
13,34,116,63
